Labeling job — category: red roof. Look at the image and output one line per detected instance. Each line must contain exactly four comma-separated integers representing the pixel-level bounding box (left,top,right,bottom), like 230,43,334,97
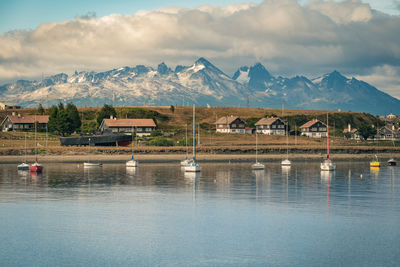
103,118,156,127
300,119,324,129
7,115,49,124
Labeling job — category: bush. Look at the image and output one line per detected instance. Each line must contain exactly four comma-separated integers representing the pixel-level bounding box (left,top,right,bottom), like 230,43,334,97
148,137,173,146
150,129,163,137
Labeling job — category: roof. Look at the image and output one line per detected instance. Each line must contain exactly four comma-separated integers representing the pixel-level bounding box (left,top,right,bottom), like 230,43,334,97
300,119,325,128
215,116,242,125
255,117,282,126
6,114,49,124
103,118,156,127
379,125,399,134
343,128,358,133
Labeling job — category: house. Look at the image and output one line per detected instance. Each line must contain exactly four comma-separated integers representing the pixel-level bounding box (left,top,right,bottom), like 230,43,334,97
300,119,327,138
215,116,246,134
255,117,286,135
99,117,156,136
375,125,400,140
0,102,21,110
343,124,360,140
1,113,49,131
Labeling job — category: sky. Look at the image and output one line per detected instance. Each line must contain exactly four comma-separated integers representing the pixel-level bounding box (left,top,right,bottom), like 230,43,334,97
1,0,400,98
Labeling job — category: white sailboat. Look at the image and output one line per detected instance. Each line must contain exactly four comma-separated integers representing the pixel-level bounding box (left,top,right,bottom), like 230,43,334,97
320,113,336,171
84,138,102,167
281,120,291,166
126,129,138,167
17,133,29,170
184,105,201,172
181,123,192,166
252,130,265,170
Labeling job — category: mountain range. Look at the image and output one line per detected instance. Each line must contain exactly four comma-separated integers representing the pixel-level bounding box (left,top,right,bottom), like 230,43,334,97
0,57,399,115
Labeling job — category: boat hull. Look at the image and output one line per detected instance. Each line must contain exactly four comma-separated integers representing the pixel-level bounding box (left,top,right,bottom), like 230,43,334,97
126,160,138,167
320,162,336,171
184,163,201,172
370,162,381,167
17,163,29,170
388,159,396,166
252,162,265,170
29,164,43,173
60,134,132,147
83,162,102,167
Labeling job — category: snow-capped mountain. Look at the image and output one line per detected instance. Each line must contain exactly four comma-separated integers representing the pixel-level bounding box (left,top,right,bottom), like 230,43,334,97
1,58,399,115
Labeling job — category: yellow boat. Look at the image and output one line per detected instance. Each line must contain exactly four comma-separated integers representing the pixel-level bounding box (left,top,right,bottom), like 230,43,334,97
370,155,381,167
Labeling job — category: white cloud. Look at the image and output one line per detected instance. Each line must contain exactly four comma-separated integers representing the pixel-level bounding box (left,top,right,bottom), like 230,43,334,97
0,0,399,98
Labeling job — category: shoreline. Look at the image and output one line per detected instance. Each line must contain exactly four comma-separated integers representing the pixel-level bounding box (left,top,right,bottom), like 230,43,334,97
0,153,398,163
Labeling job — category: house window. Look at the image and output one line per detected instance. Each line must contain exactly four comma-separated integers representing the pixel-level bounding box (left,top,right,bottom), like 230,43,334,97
320,127,327,131
219,124,224,127
311,127,317,131
146,128,152,132
232,124,236,128
239,124,244,128
272,125,276,129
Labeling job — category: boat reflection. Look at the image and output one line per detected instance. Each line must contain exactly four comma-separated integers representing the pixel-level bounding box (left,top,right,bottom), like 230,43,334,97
252,169,265,180
184,171,201,180
370,166,380,178
320,170,334,181
126,167,137,176
281,165,291,176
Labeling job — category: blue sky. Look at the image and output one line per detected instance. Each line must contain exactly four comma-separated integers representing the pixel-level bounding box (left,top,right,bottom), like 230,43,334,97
0,0,398,33
0,0,400,98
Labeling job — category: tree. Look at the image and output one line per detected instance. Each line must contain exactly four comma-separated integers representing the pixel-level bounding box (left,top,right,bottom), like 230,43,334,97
48,103,80,136
47,105,59,133
170,105,175,113
357,123,377,140
38,103,45,115
97,104,116,125
66,102,81,131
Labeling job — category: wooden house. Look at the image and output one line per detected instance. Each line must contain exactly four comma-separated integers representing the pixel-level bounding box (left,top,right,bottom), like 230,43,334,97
343,124,360,140
255,117,286,135
215,116,246,134
375,125,400,140
1,113,49,131
300,119,327,138
99,118,156,136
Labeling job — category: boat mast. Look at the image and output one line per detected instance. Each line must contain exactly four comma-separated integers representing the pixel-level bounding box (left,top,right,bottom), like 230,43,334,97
327,113,330,160
286,121,289,159
24,133,27,163
256,130,258,163
186,123,188,158
34,114,37,162
193,105,196,162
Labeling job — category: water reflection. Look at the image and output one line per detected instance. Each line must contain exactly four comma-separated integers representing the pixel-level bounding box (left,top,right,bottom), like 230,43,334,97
126,167,137,176
370,166,380,179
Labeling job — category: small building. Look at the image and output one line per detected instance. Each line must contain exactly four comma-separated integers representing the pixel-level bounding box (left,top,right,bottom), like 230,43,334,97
343,124,360,140
1,113,49,131
300,119,327,138
255,117,286,135
245,128,255,134
0,102,21,110
100,118,156,136
375,125,400,140
215,116,246,134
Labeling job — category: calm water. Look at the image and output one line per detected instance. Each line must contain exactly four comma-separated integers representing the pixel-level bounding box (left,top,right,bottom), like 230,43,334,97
1,161,399,266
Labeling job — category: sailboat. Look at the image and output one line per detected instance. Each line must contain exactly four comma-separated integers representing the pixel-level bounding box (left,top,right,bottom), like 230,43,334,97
184,105,201,172
320,113,336,171
181,123,192,166
126,129,138,167
281,120,291,166
370,154,381,167
387,140,397,166
84,138,102,167
17,133,29,170
252,129,265,170
29,115,43,173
